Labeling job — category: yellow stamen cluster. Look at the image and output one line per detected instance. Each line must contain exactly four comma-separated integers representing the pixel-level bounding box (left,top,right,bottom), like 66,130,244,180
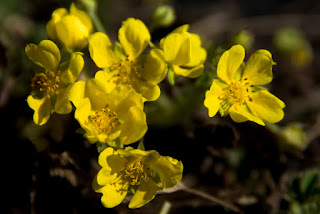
218,79,253,115
31,70,60,95
122,158,149,185
89,108,118,134
111,58,141,84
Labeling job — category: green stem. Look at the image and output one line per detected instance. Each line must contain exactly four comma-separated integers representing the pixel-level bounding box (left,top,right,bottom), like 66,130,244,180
90,12,106,33
80,0,106,33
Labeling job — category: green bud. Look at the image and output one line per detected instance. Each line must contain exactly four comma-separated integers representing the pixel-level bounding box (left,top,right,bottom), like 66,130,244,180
232,30,254,50
152,5,176,29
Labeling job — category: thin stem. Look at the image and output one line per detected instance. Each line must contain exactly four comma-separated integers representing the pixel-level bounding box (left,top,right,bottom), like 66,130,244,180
90,12,106,33
79,0,106,33
177,182,242,213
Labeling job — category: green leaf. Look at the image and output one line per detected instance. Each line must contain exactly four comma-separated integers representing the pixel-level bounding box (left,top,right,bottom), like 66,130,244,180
96,142,109,153
301,171,319,198
137,138,145,151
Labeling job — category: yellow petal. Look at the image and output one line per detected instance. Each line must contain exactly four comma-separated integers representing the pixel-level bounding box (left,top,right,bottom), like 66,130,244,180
159,24,189,48
186,33,206,67
118,18,150,60
89,32,117,68
128,180,162,209
84,78,109,109
108,85,144,115
70,3,93,34
246,90,285,123
74,97,92,132
118,106,147,145
217,44,245,84
27,95,51,125
46,8,68,41
25,40,60,71
229,104,265,125
69,80,85,108
171,24,189,33
242,49,274,85
98,147,118,169
161,32,190,65
173,64,204,78
54,87,72,114
60,52,84,85
150,156,183,188
94,70,116,93
132,80,161,102
93,174,129,208
96,169,118,186
140,48,166,84
55,15,90,50
204,81,223,117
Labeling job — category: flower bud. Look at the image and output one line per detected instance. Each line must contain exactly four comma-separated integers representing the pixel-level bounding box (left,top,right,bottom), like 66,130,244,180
46,3,93,51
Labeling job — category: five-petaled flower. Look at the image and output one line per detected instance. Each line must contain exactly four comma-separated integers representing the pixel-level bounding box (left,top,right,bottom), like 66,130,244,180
26,40,84,125
70,74,147,145
93,147,183,208
46,3,93,51
204,44,285,126
88,18,166,101
160,24,207,79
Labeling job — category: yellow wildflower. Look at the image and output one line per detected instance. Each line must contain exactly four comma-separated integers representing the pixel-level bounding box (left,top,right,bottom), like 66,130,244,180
70,74,147,145
204,45,285,126
93,147,183,208
46,3,93,51
26,40,84,125
160,24,207,78
88,18,166,101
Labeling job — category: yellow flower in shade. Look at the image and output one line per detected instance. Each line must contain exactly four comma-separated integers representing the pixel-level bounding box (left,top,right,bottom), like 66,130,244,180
160,24,207,78
46,3,93,51
204,45,285,126
70,74,147,145
93,147,183,208
26,40,84,125
88,18,166,101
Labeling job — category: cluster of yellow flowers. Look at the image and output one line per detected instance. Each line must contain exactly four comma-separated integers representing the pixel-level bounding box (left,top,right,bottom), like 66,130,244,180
25,2,285,209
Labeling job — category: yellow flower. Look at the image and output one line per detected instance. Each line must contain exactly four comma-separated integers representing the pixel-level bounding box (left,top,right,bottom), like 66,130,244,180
26,40,84,125
46,3,93,51
93,147,183,208
160,24,207,78
88,18,166,101
70,74,147,145
204,45,285,126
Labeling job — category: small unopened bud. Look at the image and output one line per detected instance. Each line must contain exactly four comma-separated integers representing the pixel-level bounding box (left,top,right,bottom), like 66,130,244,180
152,5,176,29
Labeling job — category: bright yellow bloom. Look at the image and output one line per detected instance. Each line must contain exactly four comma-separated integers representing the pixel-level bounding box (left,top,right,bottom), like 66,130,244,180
93,147,183,208
26,40,84,125
160,24,207,78
70,74,147,145
46,3,93,51
204,45,285,126
88,18,166,101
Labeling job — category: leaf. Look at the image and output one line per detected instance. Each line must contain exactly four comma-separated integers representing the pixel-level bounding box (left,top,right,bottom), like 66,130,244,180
137,138,145,151
97,142,109,153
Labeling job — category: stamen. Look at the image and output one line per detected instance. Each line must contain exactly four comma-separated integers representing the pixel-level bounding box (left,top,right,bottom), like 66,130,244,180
122,159,149,185
31,70,60,96
111,57,140,84
89,107,118,134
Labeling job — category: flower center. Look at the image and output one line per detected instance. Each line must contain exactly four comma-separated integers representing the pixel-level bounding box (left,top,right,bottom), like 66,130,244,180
111,58,141,84
227,81,250,105
31,70,60,97
122,158,149,185
89,107,118,134
218,79,253,116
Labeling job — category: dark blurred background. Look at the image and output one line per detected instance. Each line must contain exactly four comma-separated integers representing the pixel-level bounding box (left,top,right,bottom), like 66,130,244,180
1,0,320,214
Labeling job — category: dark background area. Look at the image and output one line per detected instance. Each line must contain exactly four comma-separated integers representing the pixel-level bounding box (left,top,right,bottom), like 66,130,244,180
1,0,320,213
